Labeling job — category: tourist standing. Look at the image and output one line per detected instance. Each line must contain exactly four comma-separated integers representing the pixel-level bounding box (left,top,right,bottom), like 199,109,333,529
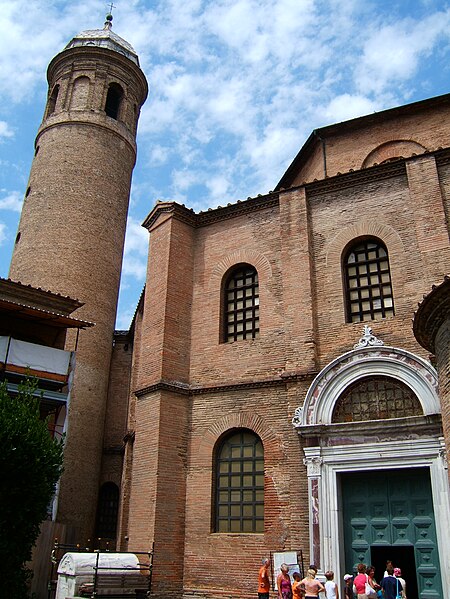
258,558,271,599
353,564,368,599
292,571,304,599
277,564,293,599
394,568,406,599
343,574,355,599
381,565,402,599
300,568,325,599
324,571,339,599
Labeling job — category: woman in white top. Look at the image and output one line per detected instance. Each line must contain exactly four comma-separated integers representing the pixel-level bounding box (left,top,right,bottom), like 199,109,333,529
324,570,339,599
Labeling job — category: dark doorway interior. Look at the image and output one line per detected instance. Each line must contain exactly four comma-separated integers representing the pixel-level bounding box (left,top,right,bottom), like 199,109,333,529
370,545,418,599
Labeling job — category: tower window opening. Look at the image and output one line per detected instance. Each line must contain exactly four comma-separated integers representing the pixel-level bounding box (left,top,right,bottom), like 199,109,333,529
34,145,40,157
105,83,124,120
47,84,59,116
25,186,31,198
15,232,21,244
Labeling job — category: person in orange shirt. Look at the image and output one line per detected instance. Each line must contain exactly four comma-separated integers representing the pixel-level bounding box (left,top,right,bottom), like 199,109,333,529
258,557,271,599
292,571,305,599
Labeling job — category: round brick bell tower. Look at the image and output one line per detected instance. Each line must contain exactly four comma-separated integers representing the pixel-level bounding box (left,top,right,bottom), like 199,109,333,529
9,15,148,541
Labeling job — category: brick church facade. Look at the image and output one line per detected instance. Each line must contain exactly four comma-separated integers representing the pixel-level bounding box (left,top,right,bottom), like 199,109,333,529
5,18,450,599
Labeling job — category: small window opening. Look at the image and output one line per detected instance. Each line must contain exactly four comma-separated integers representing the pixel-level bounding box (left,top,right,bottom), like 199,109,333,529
15,232,21,244
105,83,124,120
95,482,120,540
25,186,31,198
47,84,59,116
34,145,40,157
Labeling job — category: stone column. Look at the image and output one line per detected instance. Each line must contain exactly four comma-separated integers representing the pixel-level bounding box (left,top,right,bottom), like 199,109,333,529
303,449,323,569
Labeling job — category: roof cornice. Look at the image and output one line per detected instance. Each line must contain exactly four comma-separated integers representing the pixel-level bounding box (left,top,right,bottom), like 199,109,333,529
142,193,279,231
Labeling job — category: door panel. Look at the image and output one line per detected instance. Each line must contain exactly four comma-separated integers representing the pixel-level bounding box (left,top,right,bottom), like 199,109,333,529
341,468,442,599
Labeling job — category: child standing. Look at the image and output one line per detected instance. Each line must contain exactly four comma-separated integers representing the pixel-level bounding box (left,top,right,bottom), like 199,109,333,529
292,572,304,599
343,574,354,599
325,571,339,599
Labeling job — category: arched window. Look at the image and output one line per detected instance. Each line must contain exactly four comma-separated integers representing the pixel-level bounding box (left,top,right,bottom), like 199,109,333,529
344,238,394,322
47,84,59,116
332,376,423,423
105,83,124,120
95,482,119,539
223,264,259,342
215,429,264,533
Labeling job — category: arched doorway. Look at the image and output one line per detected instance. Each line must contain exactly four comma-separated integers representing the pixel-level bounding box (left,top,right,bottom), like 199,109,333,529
293,327,449,597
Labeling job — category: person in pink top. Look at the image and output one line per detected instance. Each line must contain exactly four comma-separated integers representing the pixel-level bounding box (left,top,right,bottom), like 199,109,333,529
277,563,293,599
300,568,325,599
353,563,369,599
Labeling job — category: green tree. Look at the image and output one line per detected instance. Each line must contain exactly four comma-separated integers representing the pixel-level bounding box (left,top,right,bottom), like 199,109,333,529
0,379,64,598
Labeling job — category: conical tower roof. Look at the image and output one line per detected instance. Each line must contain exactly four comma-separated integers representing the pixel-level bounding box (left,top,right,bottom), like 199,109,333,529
64,14,139,65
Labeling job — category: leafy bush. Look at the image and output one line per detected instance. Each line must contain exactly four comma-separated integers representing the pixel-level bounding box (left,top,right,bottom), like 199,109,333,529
0,379,64,598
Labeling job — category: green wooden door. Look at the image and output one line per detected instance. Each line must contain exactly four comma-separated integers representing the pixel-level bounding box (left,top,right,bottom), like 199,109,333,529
342,468,442,598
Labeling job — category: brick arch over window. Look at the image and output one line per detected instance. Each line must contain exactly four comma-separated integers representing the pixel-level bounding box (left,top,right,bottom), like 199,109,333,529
362,140,427,169
195,411,282,469
211,250,272,284
326,220,404,270
293,344,439,428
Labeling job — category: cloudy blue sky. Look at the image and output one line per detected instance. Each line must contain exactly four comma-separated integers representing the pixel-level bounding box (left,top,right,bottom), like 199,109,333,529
1,0,450,328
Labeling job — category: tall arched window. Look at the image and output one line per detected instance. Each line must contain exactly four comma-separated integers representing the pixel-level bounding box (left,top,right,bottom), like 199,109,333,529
95,482,119,540
215,429,264,533
344,239,394,322
223,264,259,342
332,376,423,423
105,83,124,120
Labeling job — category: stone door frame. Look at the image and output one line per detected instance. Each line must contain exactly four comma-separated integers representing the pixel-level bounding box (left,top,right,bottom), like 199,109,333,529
303,437,449,596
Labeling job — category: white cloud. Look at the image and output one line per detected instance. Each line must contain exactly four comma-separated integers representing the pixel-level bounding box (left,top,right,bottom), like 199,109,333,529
0,222,6,244
0,121,14,139
206,175,231,200
122,216,149,281
321,94,379,124
355,11,450,95
0,190,22,212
